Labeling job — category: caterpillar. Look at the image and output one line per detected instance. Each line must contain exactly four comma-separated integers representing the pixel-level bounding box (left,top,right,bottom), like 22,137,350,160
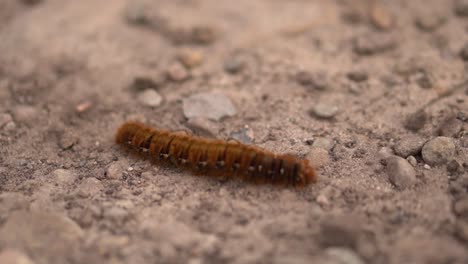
115,121,317,186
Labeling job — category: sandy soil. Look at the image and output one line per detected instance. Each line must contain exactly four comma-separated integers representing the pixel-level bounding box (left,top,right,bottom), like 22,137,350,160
1,0,468,263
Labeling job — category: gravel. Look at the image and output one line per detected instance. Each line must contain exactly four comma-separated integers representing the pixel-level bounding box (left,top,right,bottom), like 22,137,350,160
182,92,237,121
421,137,456,166
394,136,426,158
137,89,163,107
438,116,463,137
167,62,190,82
307,148,331,168
386,156,417,189
224,56,245,74
325,247,365,264
347,70,368,83
311,103,339,119
185,117,219,138
177,49,203,69
312,137,335,151
415,12,447,32
296,71,329,91
52,169,77,185
0,113,13,128
229,126,255,144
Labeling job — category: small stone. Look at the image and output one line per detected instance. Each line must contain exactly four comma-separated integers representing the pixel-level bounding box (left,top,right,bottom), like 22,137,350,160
415,12,447,32
0,248,35,264
455,0,468,17
296,71,329,91
447,160,462,175
404,110,428,132
177,49,203,69
347,71,368,83
412,71,434,89
454,197,468,219
438,116,463,137
137,89,163,107
354,33,397,55
106,160,129,180
394,137,425,158
75,100,92,113
316,194,329,207
424,164,431,170
311,103,339,119
3,122,16,131
407,156,417,167
229,126,255,144
224,56,244,74
52,169,77,185
460,44,468,61
386,156,417,189
0,113,13,128
182,92,237,121
455,220,468,243
59,132,79,150
370,2,394,30
378,147,394,161
12,105,37,124
167,62,190,82
190,25,217,45
186,117,219,138
307,148,330,168
312,137,334,151
76,178,103,198
325,247,365,264
421,137,456,166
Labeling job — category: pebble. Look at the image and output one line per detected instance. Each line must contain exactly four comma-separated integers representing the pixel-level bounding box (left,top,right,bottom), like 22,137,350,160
412,71,434,89
186,117,219,138
0,248,35,264
52,169,77,185
454,197,468,219
404,110,427,132
386,156,417,189
438,116,463,137
177,49,203,69
76,178,103,198
415,12,447,32
325,247,365,264
137,89,163,107
224,56,245,74
12,105,37,124
167,62,190,82
106,160,129,180
347,71,368,83
190,25,217,45
229,126,255,144
59,132,79,150
0,113,13,128
447,160,462,175
460,43,468,61
0,211,83,262
455,220,468,243
354,33,397,55
296,71,329,91
455,0,468,16
407,156,417,167
182,92,237,121
311,103,339,119
75,100,92,113
423,164,431,170
308,148,331,168
370,2,394,30
421,137,456,166
378,147,394,161
312,137,335,151
394,136,425,158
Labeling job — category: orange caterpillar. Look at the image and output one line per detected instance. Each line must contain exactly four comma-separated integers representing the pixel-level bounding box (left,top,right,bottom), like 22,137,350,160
116,121,317,186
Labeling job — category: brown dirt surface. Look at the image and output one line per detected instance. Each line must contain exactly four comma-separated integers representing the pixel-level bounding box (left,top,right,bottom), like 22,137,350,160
1,0,468,263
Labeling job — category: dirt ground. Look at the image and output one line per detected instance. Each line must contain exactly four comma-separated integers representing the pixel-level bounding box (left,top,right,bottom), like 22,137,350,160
1,0,468,263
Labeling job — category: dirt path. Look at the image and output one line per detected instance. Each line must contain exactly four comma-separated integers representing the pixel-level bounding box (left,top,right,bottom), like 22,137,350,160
1,0,467,263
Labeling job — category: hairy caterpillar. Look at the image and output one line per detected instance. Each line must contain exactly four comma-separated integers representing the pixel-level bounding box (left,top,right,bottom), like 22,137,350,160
116,121,317,186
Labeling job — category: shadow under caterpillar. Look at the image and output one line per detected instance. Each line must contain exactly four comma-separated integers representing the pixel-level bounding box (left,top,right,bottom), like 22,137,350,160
115,121,317,186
